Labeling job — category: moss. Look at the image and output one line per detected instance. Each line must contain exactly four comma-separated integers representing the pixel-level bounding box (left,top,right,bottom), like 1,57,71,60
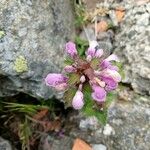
13,56,28,73
0,30,5,38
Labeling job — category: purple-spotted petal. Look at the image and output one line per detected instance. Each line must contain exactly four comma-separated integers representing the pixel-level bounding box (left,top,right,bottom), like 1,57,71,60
65,41,77,58
92,85,106,102
72,91,84,110
45,73,68,87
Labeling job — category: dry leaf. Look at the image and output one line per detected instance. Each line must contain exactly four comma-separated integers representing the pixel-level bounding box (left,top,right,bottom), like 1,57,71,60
33,108,49,120
115,10,125,23
97,20,108,33
72,138,92,150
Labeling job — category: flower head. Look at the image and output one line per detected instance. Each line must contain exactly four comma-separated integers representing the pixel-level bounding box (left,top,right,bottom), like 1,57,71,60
45,40,121,116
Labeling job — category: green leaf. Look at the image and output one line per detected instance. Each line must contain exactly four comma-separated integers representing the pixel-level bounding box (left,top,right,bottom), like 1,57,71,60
64,57,74,65
95,110,108,125
75,37,89,57
0,30,5,38
103,92,117,109
68,73,80,85
113,62,125,80
64,87,77,107
82,83,108,125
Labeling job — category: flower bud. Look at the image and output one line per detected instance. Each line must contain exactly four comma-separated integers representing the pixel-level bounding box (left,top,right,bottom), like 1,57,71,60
72,91,84,110
80,75,86,83
45,73,68,91
86,55,92,62
64,65,76,73
65,41,77,58
86,48,96,57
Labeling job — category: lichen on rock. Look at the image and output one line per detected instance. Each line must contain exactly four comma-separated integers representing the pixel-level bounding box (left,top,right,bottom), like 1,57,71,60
0,30,5,38
13,56,28,73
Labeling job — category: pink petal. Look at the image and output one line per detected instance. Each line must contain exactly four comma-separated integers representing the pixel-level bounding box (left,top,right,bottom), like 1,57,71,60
95,49,103,58
65,41,77,58
55,83,68,91
101,69,121,82
92,85,106,102
105,54,119,62
72,91,84,110
86,48,96,57
45,73,67,87
100,60,111,69
64,65,76,73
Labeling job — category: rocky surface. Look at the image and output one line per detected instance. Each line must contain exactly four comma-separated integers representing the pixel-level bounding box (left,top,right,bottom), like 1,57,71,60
0,137,12,150
81,0,150,95
0,0,75,99
68,90,150,150
112,1,150,95
38,135,73,150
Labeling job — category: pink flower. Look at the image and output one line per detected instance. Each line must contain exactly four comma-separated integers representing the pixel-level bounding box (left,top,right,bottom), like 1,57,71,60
86,48,96,57
100,60,111,69
45,73,68,90
65,41,77,58
92,85,106,102
95,49,103,58
101,76,118,91
100,54,119,69
72,91,84,110
105,54,119,62
101,69,121,82
64,65,76,73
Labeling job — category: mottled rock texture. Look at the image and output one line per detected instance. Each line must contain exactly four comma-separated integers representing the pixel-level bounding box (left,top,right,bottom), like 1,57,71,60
113,1,150,95
69,91,150,150
0,137,12,150
0,0,75,98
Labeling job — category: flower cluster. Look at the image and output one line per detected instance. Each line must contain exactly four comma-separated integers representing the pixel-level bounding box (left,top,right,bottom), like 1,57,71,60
45,41,121,110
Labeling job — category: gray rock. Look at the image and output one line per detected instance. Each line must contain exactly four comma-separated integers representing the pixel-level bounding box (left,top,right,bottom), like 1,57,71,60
79,116,100,131
92,144,107,150
0,0,75,99
108,10,118,26
79,27,113,53
38,135,73,150
114,2,150,95
0,137,12,150
69,92,150,150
